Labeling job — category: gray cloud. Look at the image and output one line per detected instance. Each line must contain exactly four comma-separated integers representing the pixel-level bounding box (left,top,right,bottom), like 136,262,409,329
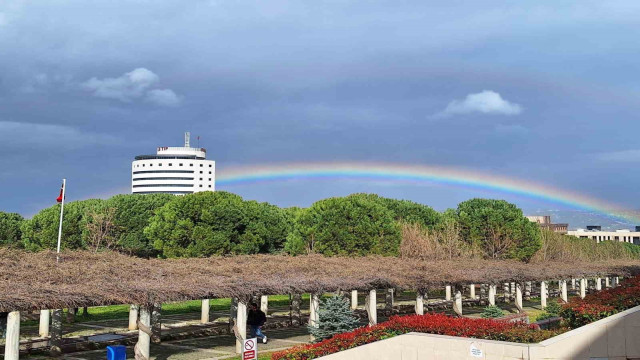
433,90,523,118
81,68,181,106
0,121,118,149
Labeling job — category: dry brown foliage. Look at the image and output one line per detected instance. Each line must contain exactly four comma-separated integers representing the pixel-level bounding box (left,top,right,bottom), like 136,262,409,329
400,222,472,260
1,249,639,312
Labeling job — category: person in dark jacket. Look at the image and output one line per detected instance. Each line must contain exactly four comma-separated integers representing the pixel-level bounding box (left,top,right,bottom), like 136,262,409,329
247,302,267,343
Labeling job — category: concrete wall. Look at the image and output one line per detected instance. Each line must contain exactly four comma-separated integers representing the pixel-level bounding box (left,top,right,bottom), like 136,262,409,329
318,305,640,360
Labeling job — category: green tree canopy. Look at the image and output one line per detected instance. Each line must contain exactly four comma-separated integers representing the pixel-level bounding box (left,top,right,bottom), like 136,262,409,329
145,191,291,257
21,199,105,251
285,193,401,256
105,193,174,257
455,198,540,261
0,212,24,247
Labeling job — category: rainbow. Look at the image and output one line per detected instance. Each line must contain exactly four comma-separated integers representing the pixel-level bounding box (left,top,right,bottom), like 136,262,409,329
216,162,639,223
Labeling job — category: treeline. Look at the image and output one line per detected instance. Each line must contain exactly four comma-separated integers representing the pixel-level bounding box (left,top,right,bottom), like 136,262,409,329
1,192,637,262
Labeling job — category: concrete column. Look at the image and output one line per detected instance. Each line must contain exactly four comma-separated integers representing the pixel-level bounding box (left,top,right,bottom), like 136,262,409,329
150,303,162,344
290,293,302,326
488,285,496,306
229,297,238,333
351,290,358,310
469,284,476,299
137,306,151,360
309,293,320,328
613,276,619,287
445,285,452,301
540,281,547,309
49,309,63,356
385,288,394,315
571,278,576,290
201,299,210,324
510,282,516,296
129,305,139,330
260,295,268,314
515,283,523,313
235,301,247,354
595,278,602,291
453,289,463,316
560,280,568,302
580,279,587,299
415,292,424,315
39,309,50,337
366,289,377,326
524,282,532,300
4,311,20,360
503,283,510,303
605,277,610,288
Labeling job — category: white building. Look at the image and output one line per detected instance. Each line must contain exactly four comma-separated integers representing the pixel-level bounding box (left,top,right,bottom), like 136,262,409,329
567,227,640,245
131,133,215,195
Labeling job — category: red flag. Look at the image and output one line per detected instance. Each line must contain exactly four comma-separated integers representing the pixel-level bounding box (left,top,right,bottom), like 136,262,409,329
56,182,64,203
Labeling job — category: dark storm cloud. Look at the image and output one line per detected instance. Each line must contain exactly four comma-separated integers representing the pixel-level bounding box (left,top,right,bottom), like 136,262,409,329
2,1,640,215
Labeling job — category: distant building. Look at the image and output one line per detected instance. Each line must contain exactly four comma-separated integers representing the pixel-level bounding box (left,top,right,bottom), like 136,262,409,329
525,215,568,234
567,228,640,245
131,132,215,195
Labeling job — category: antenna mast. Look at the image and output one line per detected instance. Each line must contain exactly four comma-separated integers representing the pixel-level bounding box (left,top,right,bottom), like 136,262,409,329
184,132,190,147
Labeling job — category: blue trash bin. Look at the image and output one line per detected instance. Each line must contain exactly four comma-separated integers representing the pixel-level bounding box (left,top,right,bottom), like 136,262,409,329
107,345,127,360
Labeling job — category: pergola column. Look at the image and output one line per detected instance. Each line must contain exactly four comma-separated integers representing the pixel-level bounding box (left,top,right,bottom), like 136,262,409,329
49,309,63,357
290,293,302,326
503,283,510,303
515,283,524,313
453,288,463,316
235,301,247,354
385,288,394,314
366,289,377,326
605,277,610,288
150,303,162,344
129,305,139,330
260,295,268,314
488,284,496,306
524,282,532,300
580,279,587,299
595,278,602,291
445,285,452,301
39,309,50,337
4,311,20,360
560,280,568,302
469,284,476,299
613,276,619,287
415,290,426,315
136,305,151,360
571,278,576,290
309,293,320,328
351,290,358,310
201,300,210,324
540,281,547,309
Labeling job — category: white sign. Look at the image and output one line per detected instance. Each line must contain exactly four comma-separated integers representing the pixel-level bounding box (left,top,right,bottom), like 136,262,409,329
470,342,483,358
243,338,258,360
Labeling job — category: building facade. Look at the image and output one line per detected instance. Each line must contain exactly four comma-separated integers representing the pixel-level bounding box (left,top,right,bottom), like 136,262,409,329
525,215,568,234
131,133,215,195
567,228,640,244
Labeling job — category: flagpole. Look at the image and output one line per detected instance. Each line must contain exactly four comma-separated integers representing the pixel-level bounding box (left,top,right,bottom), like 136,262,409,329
56,178,66,263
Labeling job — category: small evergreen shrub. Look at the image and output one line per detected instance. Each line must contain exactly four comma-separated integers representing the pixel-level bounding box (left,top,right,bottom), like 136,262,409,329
480,305,504,319
536,299,562,321
308,295,360,342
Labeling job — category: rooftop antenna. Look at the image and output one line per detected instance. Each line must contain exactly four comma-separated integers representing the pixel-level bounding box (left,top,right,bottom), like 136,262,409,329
184,132,190,147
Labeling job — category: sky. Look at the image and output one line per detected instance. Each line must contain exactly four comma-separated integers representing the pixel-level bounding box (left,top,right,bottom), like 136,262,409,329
2,1,640,218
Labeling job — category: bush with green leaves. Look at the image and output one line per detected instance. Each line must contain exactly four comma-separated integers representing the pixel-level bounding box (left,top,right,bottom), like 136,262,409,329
308,295,360,342
0,212,24,247
536,299,562,321
480,305,505,318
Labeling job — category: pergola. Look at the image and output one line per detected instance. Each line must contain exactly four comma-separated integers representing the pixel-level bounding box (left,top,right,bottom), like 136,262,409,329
1,249,639,360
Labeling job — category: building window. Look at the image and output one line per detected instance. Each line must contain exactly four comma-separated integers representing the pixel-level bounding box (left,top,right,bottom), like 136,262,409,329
200,178,203,180
208,185,211,188
209,164,212,167
179,163,183,166
150,164,153,167
190,164,193,167
200,164,203,167
208,178,211,181
200,171,203,174
199,185,203,187
142,164,145,167
169,163,172,166
208,171,211,174
159,163,162,166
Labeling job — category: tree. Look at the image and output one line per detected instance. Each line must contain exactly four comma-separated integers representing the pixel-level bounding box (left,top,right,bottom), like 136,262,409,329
456,199,541,261
146,191,291,257
285,194,401,256
308,295,360,342
21,199,105,251
85,207,118,252
105,193,174,257
0,212,24,247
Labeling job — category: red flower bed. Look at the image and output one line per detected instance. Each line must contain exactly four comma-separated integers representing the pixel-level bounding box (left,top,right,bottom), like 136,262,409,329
271,313,560,360
560,275,640,328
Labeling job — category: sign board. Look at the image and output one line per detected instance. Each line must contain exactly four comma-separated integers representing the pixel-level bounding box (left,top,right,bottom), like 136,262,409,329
469,342,483,358
243,338,258,360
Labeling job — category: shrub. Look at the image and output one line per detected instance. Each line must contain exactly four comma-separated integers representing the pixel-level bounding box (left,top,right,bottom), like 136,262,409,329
272,313,560,360
308,295,360,342
480,305,504,319
560,301,615,328
536,299,562,321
